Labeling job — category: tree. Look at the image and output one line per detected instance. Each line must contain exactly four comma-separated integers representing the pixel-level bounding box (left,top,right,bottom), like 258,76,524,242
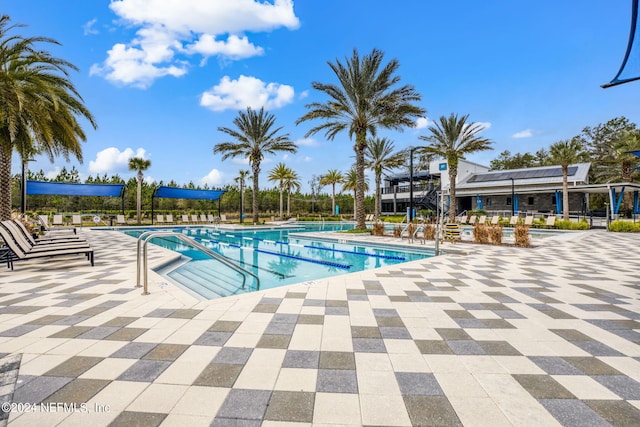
420,113,493,221
342,167,369,217
283,169,301,216
0,15,97,220
268,162,291,219
296,48,425,230
320,169,343,215
489,149,550,170
215,107,297,223
549,139,587,220
366,137,403,220
234,170,250,219
128,157,151,224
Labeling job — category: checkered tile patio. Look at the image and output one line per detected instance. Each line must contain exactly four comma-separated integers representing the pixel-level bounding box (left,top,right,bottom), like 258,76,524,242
0,228,639,426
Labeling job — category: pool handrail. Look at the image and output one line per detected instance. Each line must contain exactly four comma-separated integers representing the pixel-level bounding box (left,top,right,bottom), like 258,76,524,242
136,230,260,295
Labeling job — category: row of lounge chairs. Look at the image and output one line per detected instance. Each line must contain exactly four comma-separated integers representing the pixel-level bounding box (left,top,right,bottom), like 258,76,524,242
115,213,226,225
457,214,556,228
0,219,94,270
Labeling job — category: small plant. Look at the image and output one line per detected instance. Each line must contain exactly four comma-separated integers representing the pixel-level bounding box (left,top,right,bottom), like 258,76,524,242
473,223,489,244
555,219,590,230
407,222,415,239
424,224,436,240
393,225,402,238
609,220,640,232
514,224,531,247
488,225,503,245
372,222,385,236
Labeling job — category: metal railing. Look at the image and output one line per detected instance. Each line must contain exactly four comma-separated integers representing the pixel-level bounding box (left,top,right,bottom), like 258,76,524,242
136,231,260,295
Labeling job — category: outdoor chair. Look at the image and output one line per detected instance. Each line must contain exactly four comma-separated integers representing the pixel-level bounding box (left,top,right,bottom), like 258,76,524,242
181,215,190,223
0,223,94,270
191,214,199,223
116,215,127,225
72,215,83,227
468,215,477,225
49,215,76,234
220,214,228,223
524,216,534,226
490,215,500,225
207,214,216,223
478,215,487,224
200,214,208,223
544,216,557,228
509,215,519,226
166,214,174,224
156,214,165,224
7,220,83,246
458,215,468,224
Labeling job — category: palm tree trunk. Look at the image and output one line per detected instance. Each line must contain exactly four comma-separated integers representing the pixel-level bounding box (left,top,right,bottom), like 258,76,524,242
562,166,569,220
375,173,381,221
353,190,356,218
252,164,260,224
279,185,283,219
287,190,291,216
0,145,12,221
355,135,366,229
448,162,458,222
136,174,142,224
331,184,336,215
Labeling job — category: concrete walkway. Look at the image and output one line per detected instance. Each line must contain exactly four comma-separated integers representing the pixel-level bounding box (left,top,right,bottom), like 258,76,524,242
0,228,639,426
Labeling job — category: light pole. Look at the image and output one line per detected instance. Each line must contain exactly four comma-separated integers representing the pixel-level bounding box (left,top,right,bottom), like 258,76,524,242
510,177,515,217
408,146,418,222
239,179,244,224
21,157,35,214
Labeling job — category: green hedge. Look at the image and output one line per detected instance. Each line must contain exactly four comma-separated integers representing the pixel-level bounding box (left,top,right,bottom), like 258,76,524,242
609,220,640,232
555,219,590,230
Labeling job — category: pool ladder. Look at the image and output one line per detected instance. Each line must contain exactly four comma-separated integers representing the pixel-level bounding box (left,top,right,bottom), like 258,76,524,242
135,231,260,295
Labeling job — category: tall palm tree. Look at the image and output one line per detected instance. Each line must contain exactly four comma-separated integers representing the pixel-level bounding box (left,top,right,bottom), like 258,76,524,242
234,169,250,220
0,15,97,220
268,162,291,219
420,113,493,222
128,157,151,224
296,48,425,230
320,169,343,215
283,169,301,216
342,167,369,218
549,139,587,220
215,107,297,223
366,137,404,220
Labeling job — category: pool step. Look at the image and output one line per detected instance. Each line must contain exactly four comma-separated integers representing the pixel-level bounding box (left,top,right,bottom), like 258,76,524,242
167,259,252,298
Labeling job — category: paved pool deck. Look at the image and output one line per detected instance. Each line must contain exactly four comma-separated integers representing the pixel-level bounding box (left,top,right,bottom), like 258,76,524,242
0,227,639,426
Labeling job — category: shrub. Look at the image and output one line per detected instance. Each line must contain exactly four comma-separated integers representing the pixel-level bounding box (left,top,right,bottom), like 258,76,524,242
407,222,415,238
473,223,489,244
393,225,402,238
514,224,531,247
424,224,436,240
609,220,640,232
372,222,385,236
488,225,503,245
555,219,590,230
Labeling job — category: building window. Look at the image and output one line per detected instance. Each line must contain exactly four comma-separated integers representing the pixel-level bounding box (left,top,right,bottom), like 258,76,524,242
528,196,534,205
485,197,492,206
552,196,556,205
506,197,512,206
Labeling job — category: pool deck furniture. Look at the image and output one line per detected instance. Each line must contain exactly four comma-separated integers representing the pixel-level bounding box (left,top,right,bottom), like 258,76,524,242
509,215,519,226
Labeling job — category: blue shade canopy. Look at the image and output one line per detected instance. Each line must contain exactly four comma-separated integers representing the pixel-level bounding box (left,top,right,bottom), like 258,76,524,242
26,180,125,197
603,0,640,88
153,186,226,200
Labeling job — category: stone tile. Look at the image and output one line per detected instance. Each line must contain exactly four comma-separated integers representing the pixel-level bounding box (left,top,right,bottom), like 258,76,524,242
297,314,324,324
396,372,444,396
571,341,624,357
282,350,319,369
193,363,243,387
352,338,387,353
208,320,242,332
12,376,73,403
539,399,611,427
446,340,487,355
43,356,103,377
169,309,201,319
212,347,253,365
109,411,166,427
116,360,171,382
593,375,640,399
264,322,296,335
313,392,361,424
586,400,640,426
351,326,381,338
193,331,232,346
106,327,149,341
379,326,411,339
319,351,355,370
316,369,358,393
435,328,472,340
110,342,156,359
101,316,138,327
264,391,315,422
216,389,272,420
403,395,462,426
415,340,453,355
529,356,583,375
48,326,93,338
477,340,522,356
563,357,622,375
43,378,110,404
513,374,576,399
142,344,189,361
256,334,290,349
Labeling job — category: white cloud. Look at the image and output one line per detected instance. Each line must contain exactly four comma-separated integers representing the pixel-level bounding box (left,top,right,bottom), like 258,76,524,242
512,129,533,138
200,168,224,186
415,117,429,129
93,0,300,88
45,166,62,180
89,147,147,174
83,18,99,36
476,122,492,131
302,156,312,162
231,157,250,165
200,75,294,111
295,137,319,147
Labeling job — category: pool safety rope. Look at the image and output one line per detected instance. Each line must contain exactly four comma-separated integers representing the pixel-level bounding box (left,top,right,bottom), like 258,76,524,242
304,244,406,261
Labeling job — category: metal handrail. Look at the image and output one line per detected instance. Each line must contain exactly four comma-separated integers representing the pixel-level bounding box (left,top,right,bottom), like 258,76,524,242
136,231,260,295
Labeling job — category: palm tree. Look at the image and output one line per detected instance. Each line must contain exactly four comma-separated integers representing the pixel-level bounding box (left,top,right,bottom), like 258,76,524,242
420,113,493,222
549,139,588,220
296,48,425,230
234,169,250,220
128,157,151,224
342,167,369,218
366,137,404,220
283,169,301,216
215,107,297,223
0,15,97,220
268,162,291,219
320,169,343,215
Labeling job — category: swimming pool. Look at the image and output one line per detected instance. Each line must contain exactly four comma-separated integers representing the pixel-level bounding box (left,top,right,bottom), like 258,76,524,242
120,223,434,299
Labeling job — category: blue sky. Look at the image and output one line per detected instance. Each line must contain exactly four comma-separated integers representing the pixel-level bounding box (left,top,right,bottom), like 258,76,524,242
6,0,640,192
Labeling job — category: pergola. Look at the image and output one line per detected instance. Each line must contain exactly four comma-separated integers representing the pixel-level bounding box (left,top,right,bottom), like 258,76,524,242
151,186,227,224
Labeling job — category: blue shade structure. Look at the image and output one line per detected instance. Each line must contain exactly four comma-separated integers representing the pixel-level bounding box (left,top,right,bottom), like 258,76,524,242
151,186,227,224
603,0,640,88
26,180,125,197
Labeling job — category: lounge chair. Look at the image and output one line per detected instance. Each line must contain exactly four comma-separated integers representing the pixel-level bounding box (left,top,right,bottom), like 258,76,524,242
468,215,477,225
509,215,519,226
200,214,208,223
6,220,83,246
116,214,127,225
166,214,174,224
156,214,165,224
458,215,468,224
1,222,89,254
0,226,93,270
207,214,217,223
191,214,199,223
42,215,75,234
182,215,190,223
545,216,557,228
478,215,487,224
72,215,83,227
524,216,534,226
490,215,500,225
220,214,227,223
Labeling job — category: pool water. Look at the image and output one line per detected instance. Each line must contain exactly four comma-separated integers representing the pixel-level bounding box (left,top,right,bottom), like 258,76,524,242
121,224,433,299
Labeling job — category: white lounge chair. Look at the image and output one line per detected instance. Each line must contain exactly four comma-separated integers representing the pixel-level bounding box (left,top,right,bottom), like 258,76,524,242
509,215,519,226
468,215,477,225
116,214,127,225
490,215,500,225
200,214,208,223
182,215,190,223
207,214,216,223
545,216,556,228
191,214,199,223
72,215,83,227
524,216,534,226
166,214,174,224
156,214,165,224
478,215,487,224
